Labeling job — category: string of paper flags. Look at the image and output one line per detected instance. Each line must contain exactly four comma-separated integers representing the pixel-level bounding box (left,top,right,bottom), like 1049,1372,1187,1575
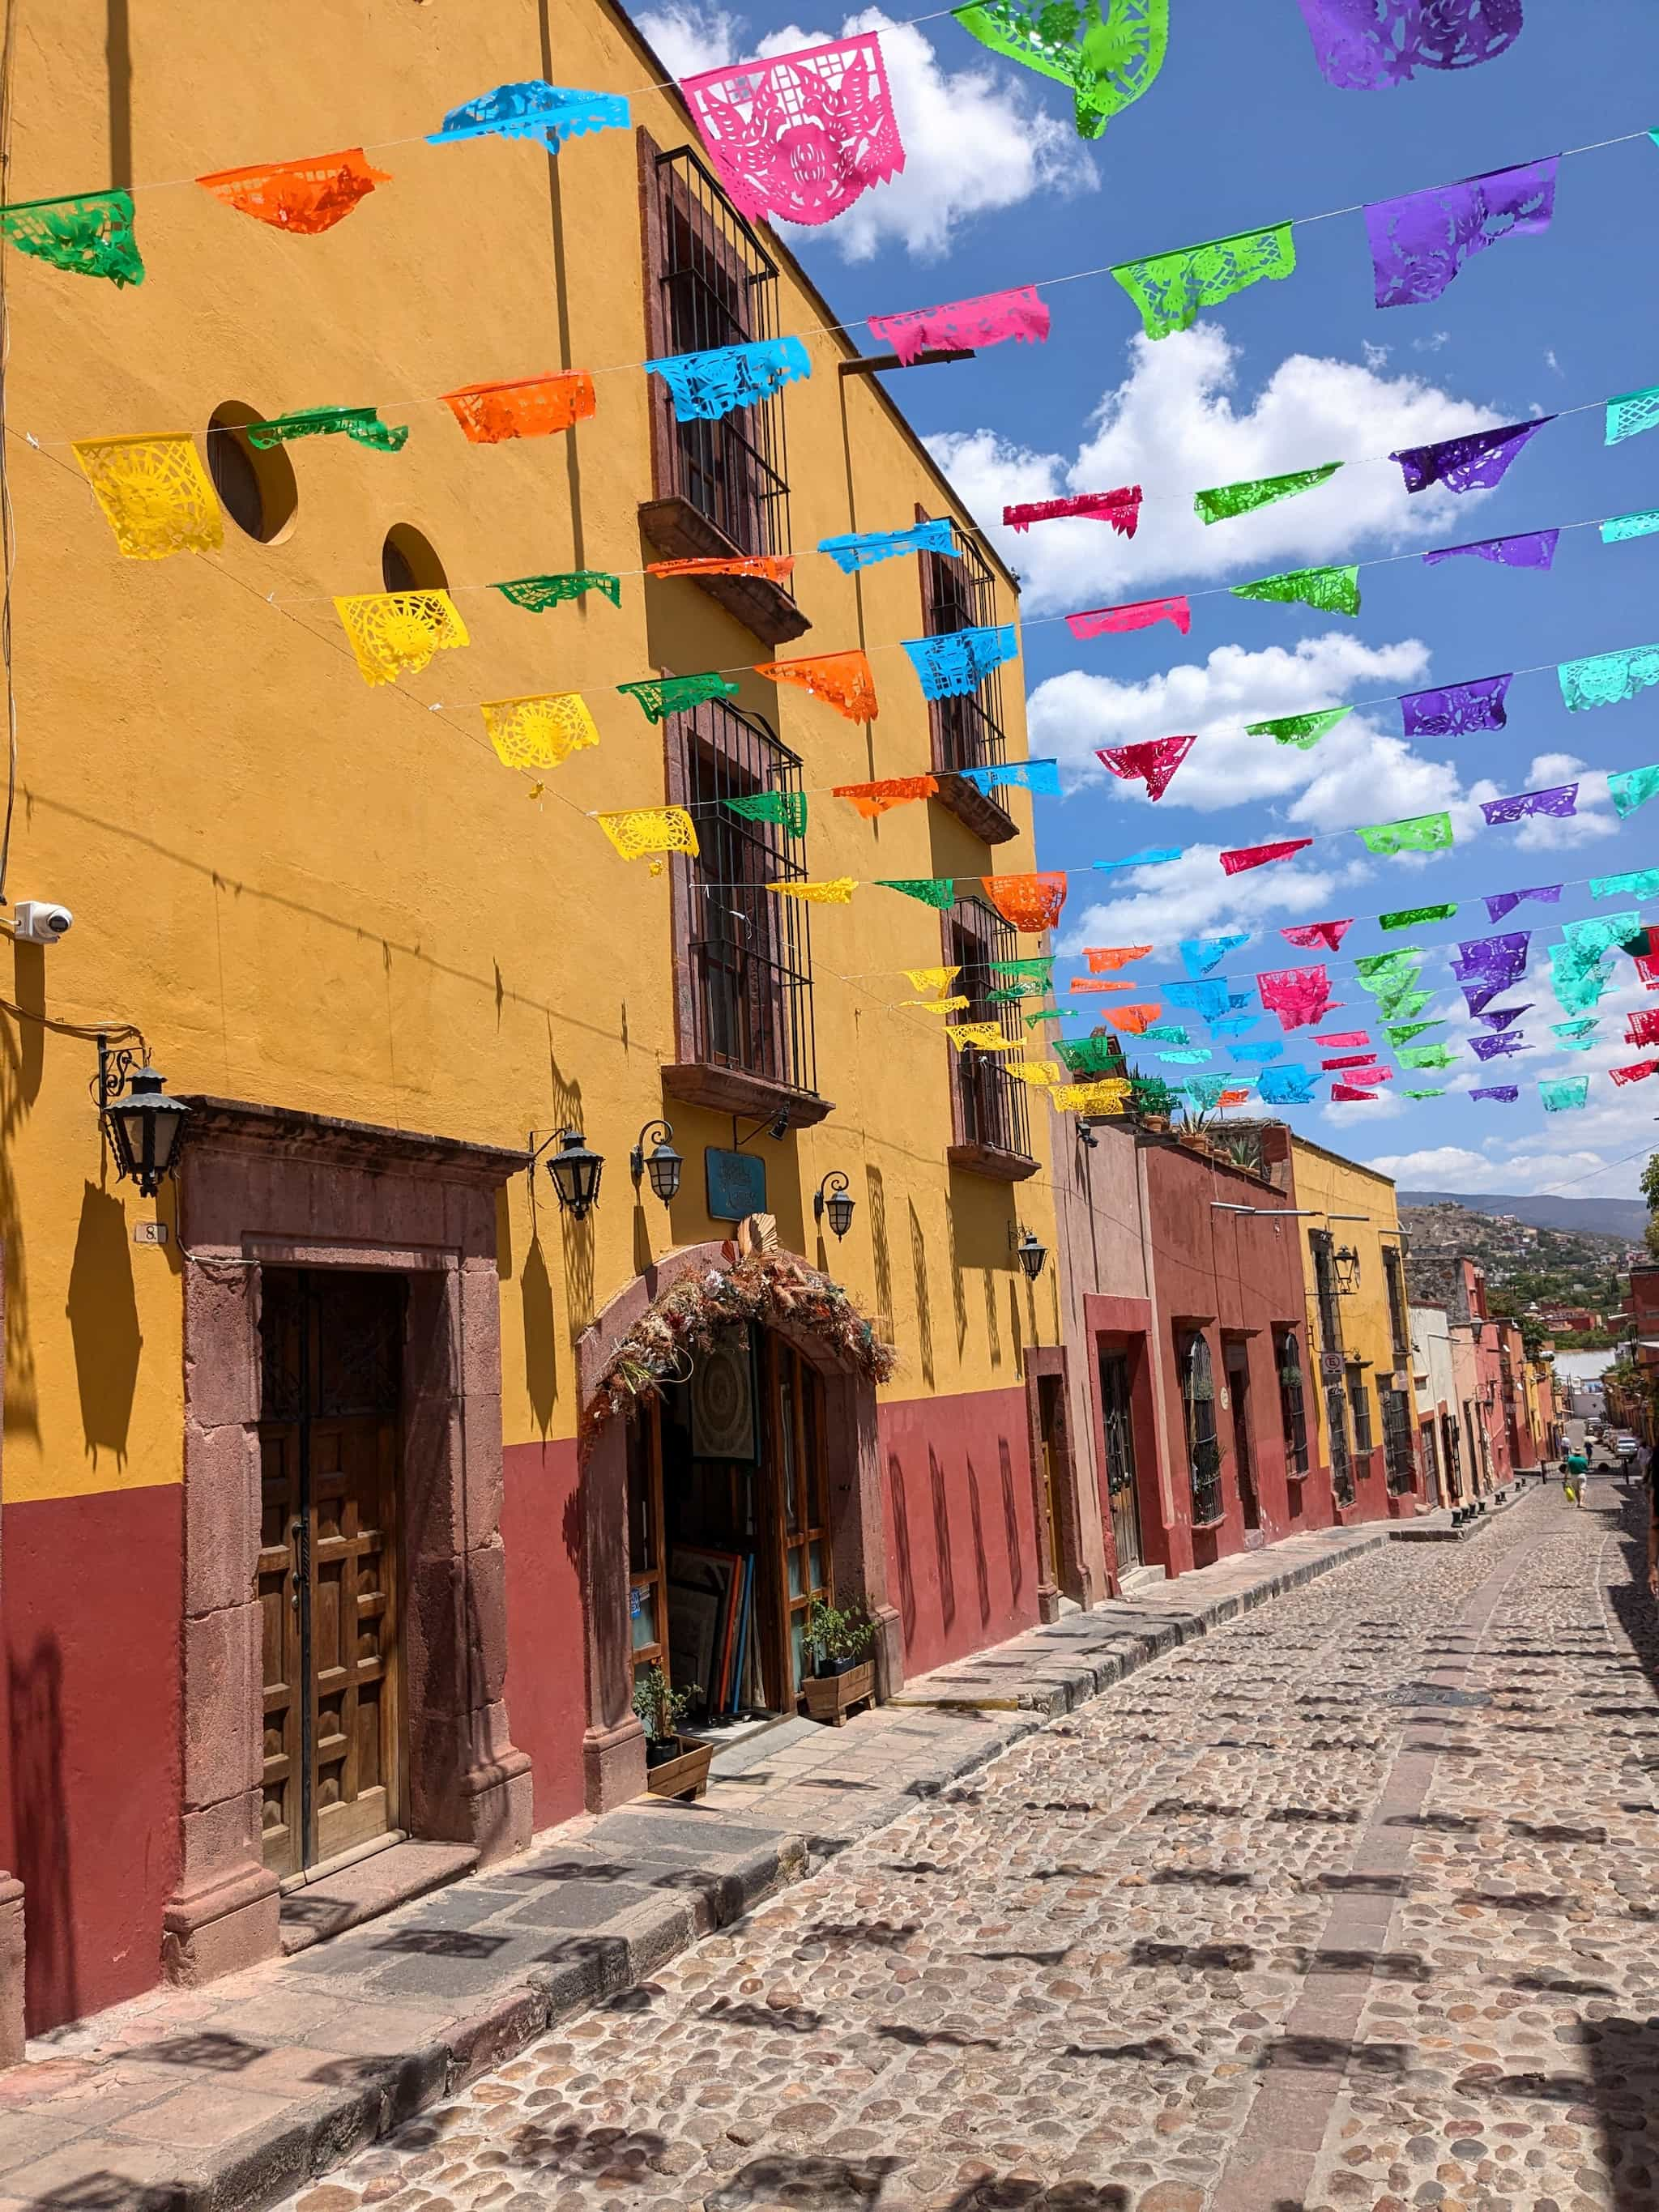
1,19,1641,398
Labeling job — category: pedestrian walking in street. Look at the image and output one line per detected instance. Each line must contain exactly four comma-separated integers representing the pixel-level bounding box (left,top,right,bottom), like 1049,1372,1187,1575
1564,1444,1589,1507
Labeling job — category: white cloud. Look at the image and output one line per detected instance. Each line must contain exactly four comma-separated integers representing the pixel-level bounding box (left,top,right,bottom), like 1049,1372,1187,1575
1030,633,1432,808
1412,330,1452,353
637,5,1090,262
1060,841,1353,955
1366,1142,1644,1200
927,324,1503,612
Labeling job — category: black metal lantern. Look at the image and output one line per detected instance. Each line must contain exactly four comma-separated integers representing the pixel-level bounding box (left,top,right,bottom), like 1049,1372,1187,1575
814,1170,855,1240
544,1128,603,1219
1333,1245,1362,1296
629,1119,682,1204
1009,1224,1048,1282
97,1042,190,1199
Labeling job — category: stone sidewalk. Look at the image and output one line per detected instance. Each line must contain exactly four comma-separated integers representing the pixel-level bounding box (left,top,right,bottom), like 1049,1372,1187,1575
0,1521,1386,2212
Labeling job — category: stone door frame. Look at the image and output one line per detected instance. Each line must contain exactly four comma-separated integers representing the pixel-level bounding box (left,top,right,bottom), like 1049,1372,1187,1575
574,1238,902,1812
165,1097,534,1987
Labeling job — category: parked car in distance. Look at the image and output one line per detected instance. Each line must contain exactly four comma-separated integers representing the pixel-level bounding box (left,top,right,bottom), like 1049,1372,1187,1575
1611,1433,1640,1460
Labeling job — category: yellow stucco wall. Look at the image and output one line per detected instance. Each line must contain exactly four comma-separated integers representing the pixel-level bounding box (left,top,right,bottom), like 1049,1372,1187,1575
0,0,1061,1506
1288,1139,1405,1473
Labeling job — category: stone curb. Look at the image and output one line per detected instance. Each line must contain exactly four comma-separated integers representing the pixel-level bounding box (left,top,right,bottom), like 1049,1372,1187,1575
889,1530,1392,1716
181,1837,807,2212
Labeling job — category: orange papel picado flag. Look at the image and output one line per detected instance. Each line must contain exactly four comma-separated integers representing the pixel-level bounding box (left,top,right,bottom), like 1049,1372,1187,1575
196,147,391,234
441,372,597,443
983,872,1067,933
648,554,795,585
755,649,878,723
832,775,937,817
1107,1004,1162,1034
1085,944,1153,971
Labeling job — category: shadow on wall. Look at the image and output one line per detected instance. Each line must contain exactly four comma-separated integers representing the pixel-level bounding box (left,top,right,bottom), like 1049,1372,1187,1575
66,1182,143,1469
0,946,45,1443
928,1447,956,1635
10,1634,76,2035
867,1167,893,1343
908,1201,934,1390
966,1456,990,1626
887,1453,916,1648
999,1438,1022,1607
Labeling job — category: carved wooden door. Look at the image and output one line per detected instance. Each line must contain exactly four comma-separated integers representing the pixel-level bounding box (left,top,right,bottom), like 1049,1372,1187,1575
258,1269,403,1878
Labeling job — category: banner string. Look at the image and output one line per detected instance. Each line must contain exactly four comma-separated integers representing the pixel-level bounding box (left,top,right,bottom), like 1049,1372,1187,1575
8,127,1649,435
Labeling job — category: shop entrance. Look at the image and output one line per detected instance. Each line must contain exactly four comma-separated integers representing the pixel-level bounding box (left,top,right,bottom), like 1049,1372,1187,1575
627,1323,832,1727
1098,1349,1144,1572
257,1268,403,1879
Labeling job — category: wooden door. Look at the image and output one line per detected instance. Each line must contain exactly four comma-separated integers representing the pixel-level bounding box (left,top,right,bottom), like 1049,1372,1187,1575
1098,1350,1143,1572
1225,1342,1261,1531
258,1269,403,1879
1035,1375,1064,1588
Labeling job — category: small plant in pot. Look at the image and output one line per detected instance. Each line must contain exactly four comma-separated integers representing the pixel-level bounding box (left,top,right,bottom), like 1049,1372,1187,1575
632,1663,691,1767
802,1598,879,1725
805,1596,876,1677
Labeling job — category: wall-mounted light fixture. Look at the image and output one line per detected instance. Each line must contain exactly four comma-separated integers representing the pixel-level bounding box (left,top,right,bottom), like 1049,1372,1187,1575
814,1170,855,1241
1009,1222,1048,1282
1333,1246,1362,1295
629,1119,683,1204
534,1128,604,1220
97,1038,190,1198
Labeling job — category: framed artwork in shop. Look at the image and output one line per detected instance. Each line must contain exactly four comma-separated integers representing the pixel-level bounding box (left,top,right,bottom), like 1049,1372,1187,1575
692,1325,758,1460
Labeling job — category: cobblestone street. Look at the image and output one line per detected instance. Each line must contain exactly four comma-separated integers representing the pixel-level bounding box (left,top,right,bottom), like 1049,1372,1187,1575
284,1476,1659,2212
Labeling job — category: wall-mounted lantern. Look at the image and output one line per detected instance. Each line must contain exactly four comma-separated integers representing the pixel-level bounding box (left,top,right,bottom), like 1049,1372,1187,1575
97,1038,190,1198
629,1119,683,1204
1333,1245,1362,1296
1009,1222,1048,1282
536,1128,604,1220
814,1170,855,1240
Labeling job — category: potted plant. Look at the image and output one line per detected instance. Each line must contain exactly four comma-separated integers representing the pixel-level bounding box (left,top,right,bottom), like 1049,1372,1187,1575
632,1664,712,1800
801,1597,879,1727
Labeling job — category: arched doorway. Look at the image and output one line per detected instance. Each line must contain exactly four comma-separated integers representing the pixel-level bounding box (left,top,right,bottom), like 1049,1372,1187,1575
574,1233,901,1811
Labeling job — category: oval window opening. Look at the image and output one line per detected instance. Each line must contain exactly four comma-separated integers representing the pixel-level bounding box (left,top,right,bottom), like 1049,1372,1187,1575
206,403,297,544
382,525,447,593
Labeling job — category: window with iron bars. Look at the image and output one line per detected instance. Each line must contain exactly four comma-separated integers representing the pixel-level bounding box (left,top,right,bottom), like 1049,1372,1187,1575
1310,1230,1345,1361
1383,1244,1411,1361
920,530,1010,781
650,146,791,560
676,699,818,1100
1380,1383,1417,1493
945,896,1033,1165
1179,1331,1224,1526
1347,1366,1375,1456
1276,1328,1309,1478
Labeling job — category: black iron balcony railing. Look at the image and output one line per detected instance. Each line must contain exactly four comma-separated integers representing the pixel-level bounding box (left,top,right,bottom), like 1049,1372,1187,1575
957,1044,1032,1162
654,147,791,562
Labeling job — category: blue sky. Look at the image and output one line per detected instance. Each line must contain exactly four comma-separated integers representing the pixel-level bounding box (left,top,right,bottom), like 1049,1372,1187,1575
644,0,1659,1197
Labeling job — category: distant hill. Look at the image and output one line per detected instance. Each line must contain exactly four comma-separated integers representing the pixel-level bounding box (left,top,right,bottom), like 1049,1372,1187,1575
1397,1190,1648,1240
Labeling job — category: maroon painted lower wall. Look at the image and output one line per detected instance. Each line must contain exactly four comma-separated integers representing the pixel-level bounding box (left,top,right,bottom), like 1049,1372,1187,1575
501,1438,587,1835
880,1386,1042,1679
0,1485,182,2035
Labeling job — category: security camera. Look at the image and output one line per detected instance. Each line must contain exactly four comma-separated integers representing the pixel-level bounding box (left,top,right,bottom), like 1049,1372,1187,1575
13,902,73,944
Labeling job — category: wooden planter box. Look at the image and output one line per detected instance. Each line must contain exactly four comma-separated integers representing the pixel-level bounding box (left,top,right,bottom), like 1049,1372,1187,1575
802,1660,876,1727
644,1737,713,1801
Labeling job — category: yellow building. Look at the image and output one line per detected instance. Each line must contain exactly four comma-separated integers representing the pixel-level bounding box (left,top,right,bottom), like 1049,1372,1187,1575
0,0,1078,2035
1286,1140,1423,1519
